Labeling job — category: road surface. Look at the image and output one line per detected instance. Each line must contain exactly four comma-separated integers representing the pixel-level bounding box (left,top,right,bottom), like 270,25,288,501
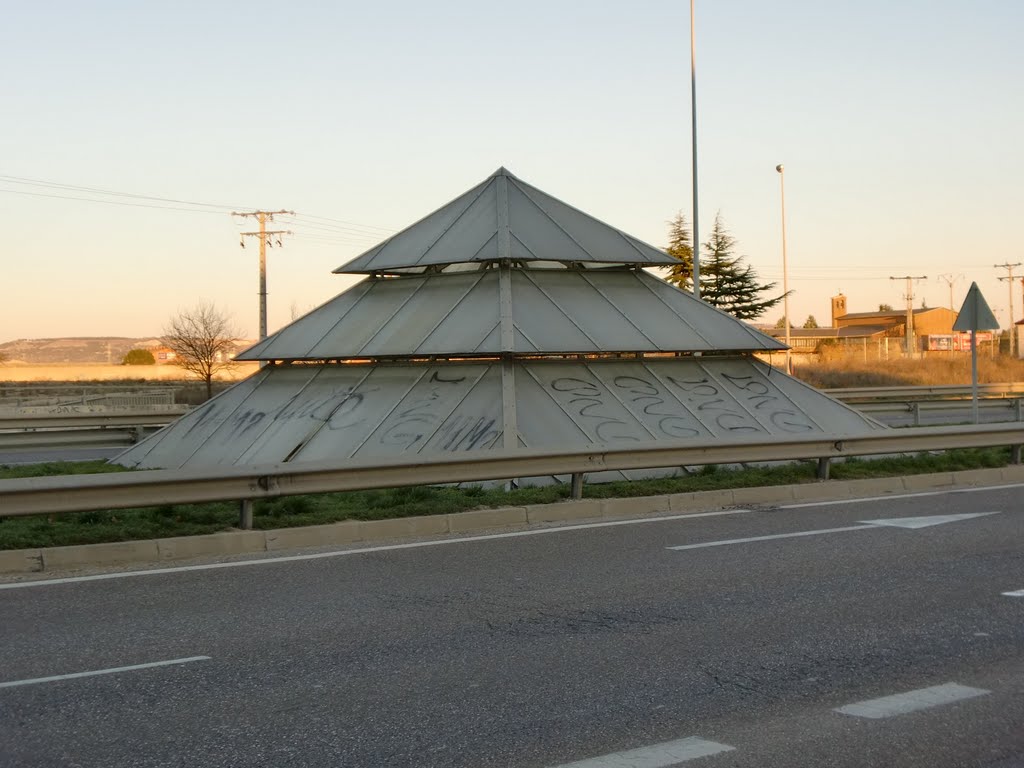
1,484,1023,767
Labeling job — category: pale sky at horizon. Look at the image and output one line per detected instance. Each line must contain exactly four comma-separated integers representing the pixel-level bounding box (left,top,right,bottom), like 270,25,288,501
2,0,1021,342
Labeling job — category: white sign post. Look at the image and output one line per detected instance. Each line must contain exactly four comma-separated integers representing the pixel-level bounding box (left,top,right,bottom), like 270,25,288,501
953,282,1000,424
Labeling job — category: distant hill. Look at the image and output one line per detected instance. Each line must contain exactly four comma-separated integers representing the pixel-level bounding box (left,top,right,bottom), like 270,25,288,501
0,337,253,365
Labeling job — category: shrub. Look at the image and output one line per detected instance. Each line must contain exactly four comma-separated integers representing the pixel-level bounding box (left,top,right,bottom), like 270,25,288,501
122,349,156,365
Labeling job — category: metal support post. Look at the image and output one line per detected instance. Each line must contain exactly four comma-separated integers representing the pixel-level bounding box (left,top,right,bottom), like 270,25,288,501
239,499,254,530
912,402,922,427
1016,399,1023,422
816,457,831,481
570,472,584,500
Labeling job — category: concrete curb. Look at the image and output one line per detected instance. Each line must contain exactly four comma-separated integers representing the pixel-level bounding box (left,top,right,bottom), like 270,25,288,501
2,465,1023,576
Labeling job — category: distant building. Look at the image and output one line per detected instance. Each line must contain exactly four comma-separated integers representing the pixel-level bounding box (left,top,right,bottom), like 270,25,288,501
767,294,967,354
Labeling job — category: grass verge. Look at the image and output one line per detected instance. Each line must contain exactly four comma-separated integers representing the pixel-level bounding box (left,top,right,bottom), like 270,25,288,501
0,447,1011,550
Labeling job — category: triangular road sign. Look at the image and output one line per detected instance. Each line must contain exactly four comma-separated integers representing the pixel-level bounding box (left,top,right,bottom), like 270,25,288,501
859,511,1000,529
954,282,999,331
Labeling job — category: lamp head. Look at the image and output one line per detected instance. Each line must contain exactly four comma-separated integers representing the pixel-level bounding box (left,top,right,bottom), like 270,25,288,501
776,164,784,173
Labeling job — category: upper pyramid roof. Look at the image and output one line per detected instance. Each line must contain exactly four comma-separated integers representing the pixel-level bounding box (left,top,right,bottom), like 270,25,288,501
336,168,677,274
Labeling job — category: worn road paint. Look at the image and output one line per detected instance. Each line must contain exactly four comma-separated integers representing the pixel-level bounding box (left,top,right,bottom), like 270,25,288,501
860,511,1000,529
549,736,734,768
668,512,999,552
1002,589,1024,597
835,682,989,719
0,509,754,591
0,656,211,689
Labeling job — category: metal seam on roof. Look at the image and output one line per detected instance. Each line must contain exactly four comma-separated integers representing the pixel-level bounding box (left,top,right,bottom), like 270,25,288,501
518,270,602,350
511,177,603,263
579,270,661,348
356,272,434,356
634,271,715,347
421,271,490,352
586,360,661,440
280,366,377,464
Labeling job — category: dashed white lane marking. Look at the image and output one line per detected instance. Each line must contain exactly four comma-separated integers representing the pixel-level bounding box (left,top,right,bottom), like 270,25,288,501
835,682,989,719
668,525,870,551
1002,589,1024,597
0,655,211,689
0,509,754,591
550,736,734,767
778,482,1024,510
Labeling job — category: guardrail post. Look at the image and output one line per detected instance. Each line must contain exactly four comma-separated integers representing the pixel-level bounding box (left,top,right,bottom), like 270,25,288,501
133,426,145,443
239,499,254,530
1012,445,1023,465
912,402,922,427
816,457,831,481
570,472,584,500
1015,399,1023,422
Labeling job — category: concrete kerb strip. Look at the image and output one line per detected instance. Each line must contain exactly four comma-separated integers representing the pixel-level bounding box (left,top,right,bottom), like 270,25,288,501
3,465,1024,576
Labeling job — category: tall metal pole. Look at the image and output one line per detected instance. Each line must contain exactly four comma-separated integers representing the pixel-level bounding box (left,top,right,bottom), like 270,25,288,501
776,164,790,374
689,0,700,299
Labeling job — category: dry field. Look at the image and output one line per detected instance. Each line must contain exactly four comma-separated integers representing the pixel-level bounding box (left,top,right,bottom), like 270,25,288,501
0,362,259,383
794,354,1024,389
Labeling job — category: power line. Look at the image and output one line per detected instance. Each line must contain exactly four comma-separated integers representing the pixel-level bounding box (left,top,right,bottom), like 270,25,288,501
0,172,395,235
0,174,247,210
294,212,396,234
0,187,230,214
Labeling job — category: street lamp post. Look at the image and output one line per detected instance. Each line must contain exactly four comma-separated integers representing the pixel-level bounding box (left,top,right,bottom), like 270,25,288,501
776,164,791,374
690,0,700,299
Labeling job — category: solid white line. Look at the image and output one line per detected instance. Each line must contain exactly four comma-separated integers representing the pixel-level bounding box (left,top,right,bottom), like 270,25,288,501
835,682,989,719
0,508,755,591
667,525,872,551
778,482,1024,510
0,656,211,689
550,736,734,767
1002,589,1024,597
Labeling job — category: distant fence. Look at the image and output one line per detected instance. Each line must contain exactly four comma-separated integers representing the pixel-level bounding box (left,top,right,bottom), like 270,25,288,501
0,384,178,410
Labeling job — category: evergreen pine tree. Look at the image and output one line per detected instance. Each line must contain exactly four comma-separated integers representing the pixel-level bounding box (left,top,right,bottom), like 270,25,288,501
663,212,693,291
698,212,785,320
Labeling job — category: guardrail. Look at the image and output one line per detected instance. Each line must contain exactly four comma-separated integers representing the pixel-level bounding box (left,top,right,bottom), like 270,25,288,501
0,409,188,451
825,383,1024,402
2,423,1022,525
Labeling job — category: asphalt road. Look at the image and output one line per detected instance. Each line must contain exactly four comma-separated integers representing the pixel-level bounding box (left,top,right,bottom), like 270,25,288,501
1,485,1023,767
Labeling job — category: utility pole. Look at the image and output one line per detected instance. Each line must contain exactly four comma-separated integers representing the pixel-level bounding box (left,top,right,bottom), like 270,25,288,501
995,262,1022,357
889,275,927,357
232,210,294,341
937,273,963,334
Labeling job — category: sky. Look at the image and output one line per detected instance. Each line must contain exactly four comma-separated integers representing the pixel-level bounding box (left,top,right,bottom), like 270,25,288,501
2,0,1022,342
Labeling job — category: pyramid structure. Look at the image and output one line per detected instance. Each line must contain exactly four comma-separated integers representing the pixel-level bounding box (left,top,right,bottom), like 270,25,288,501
116,169,883,477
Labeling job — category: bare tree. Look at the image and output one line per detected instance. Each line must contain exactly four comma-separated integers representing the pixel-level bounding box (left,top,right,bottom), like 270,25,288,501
163,301,242,400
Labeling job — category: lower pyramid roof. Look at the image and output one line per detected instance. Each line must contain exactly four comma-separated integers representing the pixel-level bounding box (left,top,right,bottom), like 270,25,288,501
115,356,883,479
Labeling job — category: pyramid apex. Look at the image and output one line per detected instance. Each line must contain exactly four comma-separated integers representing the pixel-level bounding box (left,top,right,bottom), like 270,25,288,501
491,166,514,177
